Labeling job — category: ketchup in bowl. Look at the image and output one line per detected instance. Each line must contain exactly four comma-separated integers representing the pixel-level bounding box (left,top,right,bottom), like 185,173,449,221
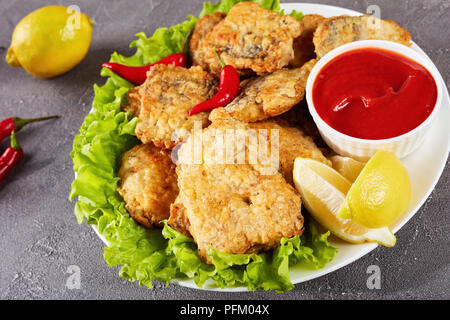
312,48,438,140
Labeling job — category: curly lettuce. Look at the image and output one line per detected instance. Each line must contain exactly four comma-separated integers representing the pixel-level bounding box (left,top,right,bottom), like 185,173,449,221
70,0,337,293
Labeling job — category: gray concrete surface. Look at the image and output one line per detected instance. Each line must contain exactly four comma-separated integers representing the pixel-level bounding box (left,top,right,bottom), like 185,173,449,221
0,0,448,300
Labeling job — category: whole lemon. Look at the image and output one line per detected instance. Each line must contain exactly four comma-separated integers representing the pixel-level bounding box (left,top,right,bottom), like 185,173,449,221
6,5,93,78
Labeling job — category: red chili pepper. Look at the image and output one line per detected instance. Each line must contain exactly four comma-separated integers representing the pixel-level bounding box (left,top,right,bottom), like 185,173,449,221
0,131,24,182
189,61,240,116
102,53,188,85
0,115,59,143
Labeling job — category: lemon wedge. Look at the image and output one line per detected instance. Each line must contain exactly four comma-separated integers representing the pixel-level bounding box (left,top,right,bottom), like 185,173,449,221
293,158,397,247
330,155,366,183
338,150,411,229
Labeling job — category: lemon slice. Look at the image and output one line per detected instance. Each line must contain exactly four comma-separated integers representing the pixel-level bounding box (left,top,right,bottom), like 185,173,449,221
293,158,396,247
338,151,411,229
330,155,366,183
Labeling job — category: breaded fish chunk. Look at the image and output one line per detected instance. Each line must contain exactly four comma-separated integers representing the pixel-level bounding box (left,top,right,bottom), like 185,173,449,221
249,119,331,185
118,144,179,228
168,196,191,237
209,59,317,123
190,12,226,67
314,15,412,58
170,117,304,261
278,102,332,154
191,2,303,76
133,64,218,149
123,86,141,117
291,14,326,67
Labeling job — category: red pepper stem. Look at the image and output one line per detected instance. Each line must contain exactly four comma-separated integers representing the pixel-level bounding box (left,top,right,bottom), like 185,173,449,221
0,131,24,182
215,51,226,68
13,115,60,132
10,131,20,150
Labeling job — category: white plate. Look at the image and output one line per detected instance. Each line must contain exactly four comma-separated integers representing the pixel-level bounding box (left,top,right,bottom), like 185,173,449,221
92,2,450,292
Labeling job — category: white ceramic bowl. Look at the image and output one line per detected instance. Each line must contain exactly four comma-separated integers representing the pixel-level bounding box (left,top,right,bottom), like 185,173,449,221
306,40,443,161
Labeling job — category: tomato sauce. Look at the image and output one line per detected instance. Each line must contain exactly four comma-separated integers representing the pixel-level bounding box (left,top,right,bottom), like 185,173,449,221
312,48,437,140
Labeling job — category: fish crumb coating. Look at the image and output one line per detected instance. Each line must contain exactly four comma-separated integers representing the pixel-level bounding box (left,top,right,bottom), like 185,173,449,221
314,15,412,58
131,64,218,149
118,144,179,228
190,12,226,68
191,2,303,76
170,117,304,262
209,59,317,123
249,119,332,185
291,14,326,67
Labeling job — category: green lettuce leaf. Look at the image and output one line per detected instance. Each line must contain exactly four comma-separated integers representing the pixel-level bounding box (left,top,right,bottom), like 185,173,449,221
288,9,305,20
70,0,337,293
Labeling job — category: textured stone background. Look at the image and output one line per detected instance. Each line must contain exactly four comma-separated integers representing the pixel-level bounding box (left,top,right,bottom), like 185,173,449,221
0,0,448,300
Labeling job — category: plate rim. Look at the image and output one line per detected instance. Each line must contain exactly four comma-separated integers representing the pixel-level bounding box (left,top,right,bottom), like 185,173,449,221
90,2,450,292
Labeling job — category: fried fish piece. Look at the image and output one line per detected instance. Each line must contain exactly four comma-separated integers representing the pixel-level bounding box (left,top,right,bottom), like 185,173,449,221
168,196,191,237
190,12,226,68
170,117,304,261
191,2,303,76
132,64,218,149
278,101,333,156
118,144,179,228
291,14,326,67
249,119,332,185
123,86,142,117
209,59,317,123
314,15,412,58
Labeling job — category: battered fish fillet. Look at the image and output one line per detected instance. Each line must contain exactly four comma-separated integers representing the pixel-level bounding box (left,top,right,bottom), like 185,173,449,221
190,12,226,69
168,196,191,237
131,64,218,149
314,15,412,58
118,144,179,228
191,2,303,76
278,102,333,154
291,15,326,68
169,117,304,261
249,119,332,185
123,86,141,117
209,59,317,123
